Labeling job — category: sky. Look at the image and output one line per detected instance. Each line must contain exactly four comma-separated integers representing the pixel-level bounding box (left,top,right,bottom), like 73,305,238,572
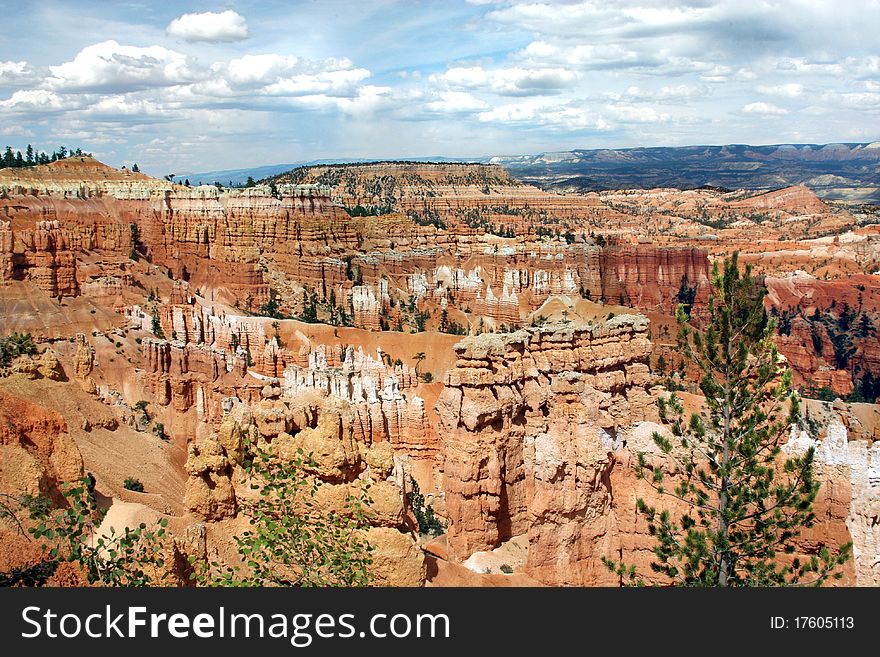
0,0,878,175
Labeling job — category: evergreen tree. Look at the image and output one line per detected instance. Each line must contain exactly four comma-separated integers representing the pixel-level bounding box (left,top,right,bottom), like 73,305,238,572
605,253,851,586
655,353,667,375
856,313,875,338
413,351,426,375
132,163,140,173
25,144,34,165
245,176,256,188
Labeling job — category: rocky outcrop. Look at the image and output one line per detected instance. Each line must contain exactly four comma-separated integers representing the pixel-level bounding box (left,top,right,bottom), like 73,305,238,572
784,412,879,586
765,272,880,395
72,333,96,393
185,394,426,586
0,389,84,499
436,316,655,584
599,246,709,312
281,344,433,457
0,219,79,296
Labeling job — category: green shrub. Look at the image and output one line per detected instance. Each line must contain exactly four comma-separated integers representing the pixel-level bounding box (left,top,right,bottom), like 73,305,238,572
0,332,37,367
123,478,145,493
193,441,373,587
24,477,167,586
408,477,444,537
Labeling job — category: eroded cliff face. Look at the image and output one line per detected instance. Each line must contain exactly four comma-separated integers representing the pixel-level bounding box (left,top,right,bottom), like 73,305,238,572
435,316,873,586
436,316,656,584
184,392,426,586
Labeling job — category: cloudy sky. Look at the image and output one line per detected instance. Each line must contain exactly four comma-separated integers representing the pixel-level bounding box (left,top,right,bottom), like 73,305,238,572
0,0,877,174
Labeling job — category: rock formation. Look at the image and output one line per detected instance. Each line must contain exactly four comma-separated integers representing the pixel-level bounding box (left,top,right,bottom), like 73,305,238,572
0,389,84,499
184,394,426,586
436,316,655,583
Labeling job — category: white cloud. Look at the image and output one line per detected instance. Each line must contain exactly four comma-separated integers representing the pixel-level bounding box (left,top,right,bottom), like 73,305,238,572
477,100,609,131
832,92,880,111
756,83,803,97
609,84,708,103
0,124,35,137
263,68,371,98
0,89,82,113
435,65,577,96
775,57,845,76
166,10,249,43
334,85,395,115
45,41,203,93
699,64,732,83
0,61,39,86
604,104,670,123
424,91,489,113
221,54,302,86
742,101,788,115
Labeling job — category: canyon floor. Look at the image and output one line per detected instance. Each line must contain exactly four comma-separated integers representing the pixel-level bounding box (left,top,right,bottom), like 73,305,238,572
0,156,878,586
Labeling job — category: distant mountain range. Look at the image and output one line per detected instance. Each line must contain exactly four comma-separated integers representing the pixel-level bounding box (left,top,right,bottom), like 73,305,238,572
182,142,880,203
491,142,880,203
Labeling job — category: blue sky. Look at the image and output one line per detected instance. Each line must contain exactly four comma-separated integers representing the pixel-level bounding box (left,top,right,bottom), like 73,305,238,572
0,1,878,175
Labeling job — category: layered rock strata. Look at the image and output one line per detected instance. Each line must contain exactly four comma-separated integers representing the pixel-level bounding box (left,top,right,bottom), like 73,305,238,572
436,316,655,583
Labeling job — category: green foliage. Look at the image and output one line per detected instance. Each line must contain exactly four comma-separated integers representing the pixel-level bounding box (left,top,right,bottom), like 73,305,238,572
27,478,168,586
150,307,165,339
259,296,285,320
857,371,880,402
194,441,373,587
245,176,256,188
408,477,444,537
0,332,38,367
855,312,875,338
655,354,667,375
0,144,87,169
438,308,468,335
152,423,168,441
298,288,320,323
412,352,426,375
343,204,393,217
606,253,851,586
19,494,53,520
421,371,434,383
123,478,145,492
676,273,698,319
407,208,446,230
0,559,59,586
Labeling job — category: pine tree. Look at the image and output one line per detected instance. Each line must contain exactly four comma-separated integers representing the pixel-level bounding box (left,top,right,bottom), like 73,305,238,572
604,253,851,586
132,163,140,173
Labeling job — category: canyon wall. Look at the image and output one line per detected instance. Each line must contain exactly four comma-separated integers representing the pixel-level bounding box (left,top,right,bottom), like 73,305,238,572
436,316,656,584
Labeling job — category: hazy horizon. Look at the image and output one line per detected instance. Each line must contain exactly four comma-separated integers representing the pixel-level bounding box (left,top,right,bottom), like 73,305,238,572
1,1,877,176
